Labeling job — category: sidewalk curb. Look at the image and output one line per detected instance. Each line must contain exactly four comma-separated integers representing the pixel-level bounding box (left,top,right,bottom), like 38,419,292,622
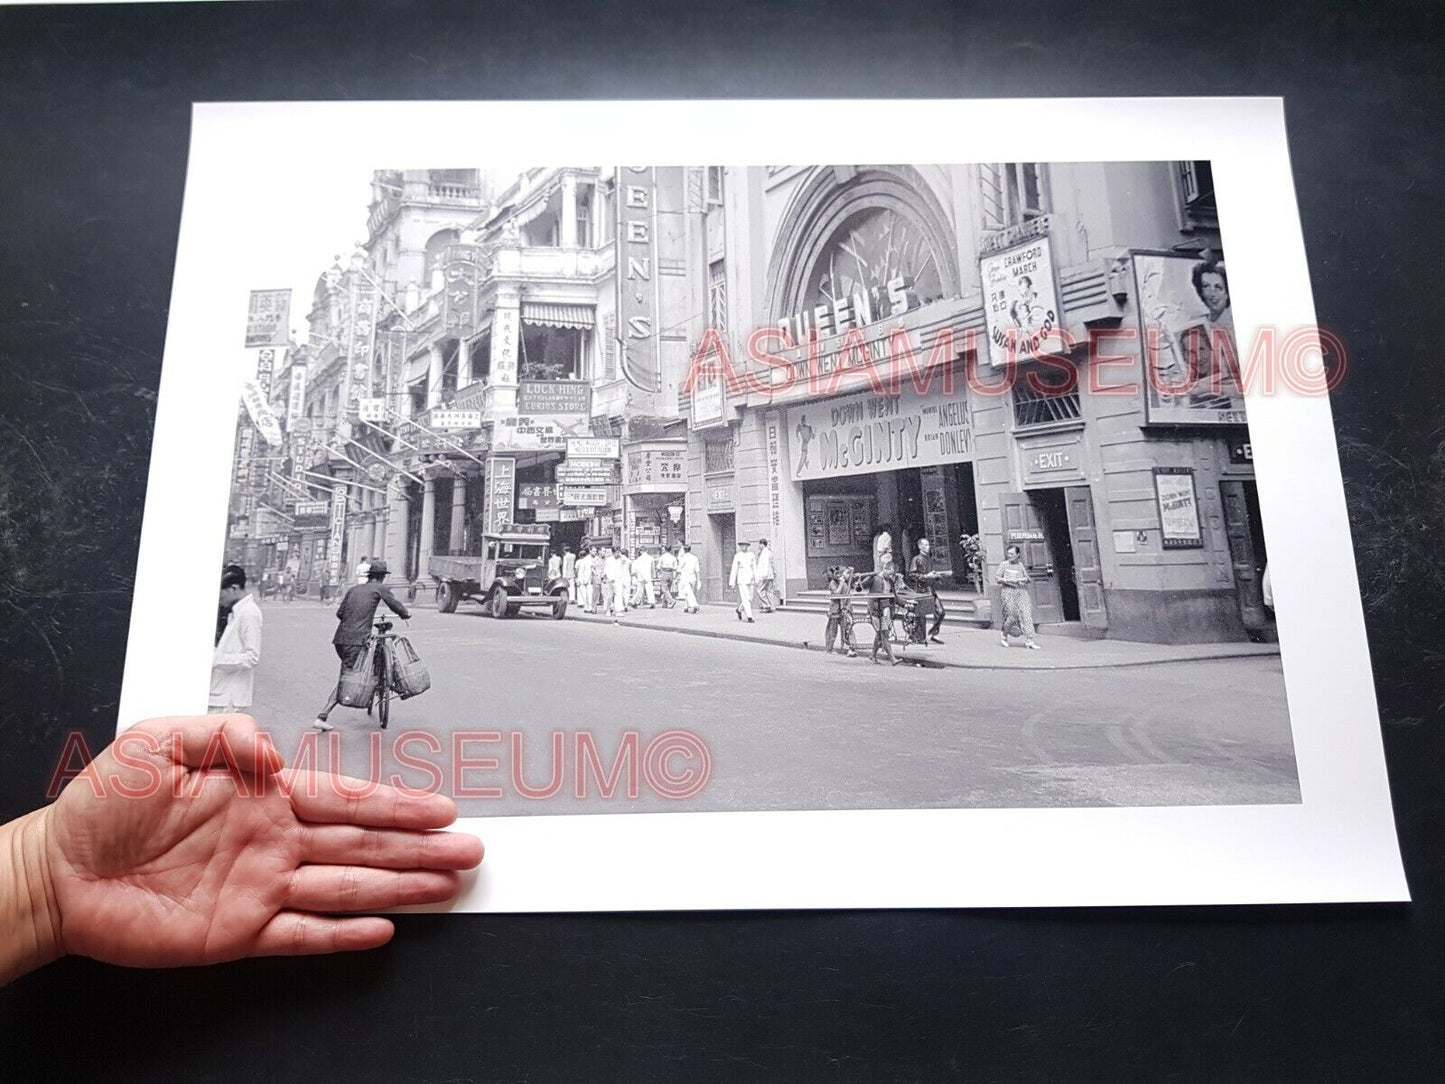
564,609,1280,672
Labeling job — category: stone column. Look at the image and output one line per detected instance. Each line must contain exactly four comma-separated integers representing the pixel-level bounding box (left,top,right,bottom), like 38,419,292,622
448,476,467,554
561,173,578,247
384,482,410,581
418,475,437,574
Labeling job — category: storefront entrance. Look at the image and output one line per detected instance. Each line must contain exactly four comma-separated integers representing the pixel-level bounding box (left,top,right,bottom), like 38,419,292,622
999,486,1107,630
800,463,979,588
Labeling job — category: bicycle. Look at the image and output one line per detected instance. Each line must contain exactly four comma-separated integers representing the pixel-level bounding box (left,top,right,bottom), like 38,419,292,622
365,617,401,728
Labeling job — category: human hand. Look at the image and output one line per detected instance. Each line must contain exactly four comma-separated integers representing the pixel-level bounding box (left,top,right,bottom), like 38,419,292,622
3,714,481,980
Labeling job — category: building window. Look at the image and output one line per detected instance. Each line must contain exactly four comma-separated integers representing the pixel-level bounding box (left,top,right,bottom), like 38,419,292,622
706,166,725,206
707,259,727,336
468,332,491,385
979,163,1049,232
703,434,734,474
1176,160,1218,230
1011,367,1082,428
576,186,592,247
408,379,427,418
519,323,584,381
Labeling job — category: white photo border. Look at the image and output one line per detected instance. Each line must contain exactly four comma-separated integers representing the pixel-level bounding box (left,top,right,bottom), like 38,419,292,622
119,98,1408,910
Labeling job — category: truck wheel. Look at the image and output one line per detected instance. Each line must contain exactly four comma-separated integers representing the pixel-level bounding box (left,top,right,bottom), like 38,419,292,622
490,585,510,618
552,592,569,620
436,581,460,614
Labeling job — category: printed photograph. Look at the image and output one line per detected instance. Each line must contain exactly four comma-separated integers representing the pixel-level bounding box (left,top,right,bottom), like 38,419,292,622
213,162,1297,816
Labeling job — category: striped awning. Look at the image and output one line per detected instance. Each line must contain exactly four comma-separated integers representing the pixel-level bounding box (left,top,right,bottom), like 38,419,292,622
522,302,594,330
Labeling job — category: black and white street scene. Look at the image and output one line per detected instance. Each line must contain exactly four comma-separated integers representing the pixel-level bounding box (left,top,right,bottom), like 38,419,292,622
215,162,1298,816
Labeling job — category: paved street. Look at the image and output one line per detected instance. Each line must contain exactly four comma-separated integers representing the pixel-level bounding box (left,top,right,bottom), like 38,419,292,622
247,597,1300,817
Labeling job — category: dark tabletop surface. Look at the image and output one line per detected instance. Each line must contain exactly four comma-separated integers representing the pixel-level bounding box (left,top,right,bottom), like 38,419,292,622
1,2,1442,1080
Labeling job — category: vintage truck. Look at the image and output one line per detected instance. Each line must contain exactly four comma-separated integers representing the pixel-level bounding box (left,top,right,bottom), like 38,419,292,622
429,523,569,619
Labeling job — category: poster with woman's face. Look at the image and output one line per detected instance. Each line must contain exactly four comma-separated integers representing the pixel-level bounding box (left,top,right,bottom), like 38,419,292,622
1133,252,1247,426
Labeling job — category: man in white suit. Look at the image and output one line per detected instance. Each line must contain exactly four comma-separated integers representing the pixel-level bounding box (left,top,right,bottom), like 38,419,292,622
729,540,757,623
677,544,701,613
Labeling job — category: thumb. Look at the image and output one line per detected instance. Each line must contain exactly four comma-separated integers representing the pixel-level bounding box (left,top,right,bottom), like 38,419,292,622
139,714,285,776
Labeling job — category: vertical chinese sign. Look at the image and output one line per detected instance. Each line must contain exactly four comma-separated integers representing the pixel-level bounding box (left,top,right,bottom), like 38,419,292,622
342,275,378,421
442,245,482,336
482,456,516,535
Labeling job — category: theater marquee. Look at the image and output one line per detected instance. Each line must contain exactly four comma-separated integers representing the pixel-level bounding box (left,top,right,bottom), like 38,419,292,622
786,384,972,482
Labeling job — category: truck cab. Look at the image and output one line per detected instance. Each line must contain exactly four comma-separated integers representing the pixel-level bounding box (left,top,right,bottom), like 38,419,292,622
430,523,569,619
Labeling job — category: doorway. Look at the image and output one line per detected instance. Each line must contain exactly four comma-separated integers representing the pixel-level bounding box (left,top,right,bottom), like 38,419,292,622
709,512,736,600
998,486,1108,630
1221,479,1270,634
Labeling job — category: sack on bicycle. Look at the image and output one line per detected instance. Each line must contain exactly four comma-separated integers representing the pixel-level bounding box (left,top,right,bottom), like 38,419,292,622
390,635,431,700
337,641,378,707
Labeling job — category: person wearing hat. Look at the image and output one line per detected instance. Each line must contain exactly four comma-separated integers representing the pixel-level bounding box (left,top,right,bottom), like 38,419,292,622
313,558,411,731
728,539,757,623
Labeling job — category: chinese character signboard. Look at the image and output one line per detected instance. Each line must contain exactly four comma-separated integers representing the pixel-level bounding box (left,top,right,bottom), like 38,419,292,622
254,347,279,396
518,380,591,415
560,486,609,507
442,245,483,335
427,409,483,431
981,235,1060,368
286,364,308,429
765,418,783,531
623,442,685,494
517,483,559,510
240,381,284,447
491,307,519,386
1154,467,1203,549
566,436,621,460
1133,251,1247,426
245,289,291,348
342,276,378,420
493,413,589,452
482,456,516,535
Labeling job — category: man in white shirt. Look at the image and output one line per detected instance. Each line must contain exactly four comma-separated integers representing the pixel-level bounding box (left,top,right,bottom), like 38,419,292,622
562,545,577,604
210,567,263,714
677,544,701,613
575,547,595,613
354,555,371,585
546,548,563,582
603,547,628,622
729,540,757,623
754,538,777,613
633,546,656,608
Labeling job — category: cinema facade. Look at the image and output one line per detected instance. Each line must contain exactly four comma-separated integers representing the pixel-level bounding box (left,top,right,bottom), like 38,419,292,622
683,163,1270,644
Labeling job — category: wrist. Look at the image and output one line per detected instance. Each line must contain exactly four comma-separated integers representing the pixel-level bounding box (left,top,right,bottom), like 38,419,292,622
0,807,64,983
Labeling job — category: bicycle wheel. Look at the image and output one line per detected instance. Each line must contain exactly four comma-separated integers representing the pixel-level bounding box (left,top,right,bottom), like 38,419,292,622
375,640,391,728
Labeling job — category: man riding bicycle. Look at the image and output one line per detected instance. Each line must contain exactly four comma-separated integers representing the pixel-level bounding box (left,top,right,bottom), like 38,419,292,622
313,559,411,731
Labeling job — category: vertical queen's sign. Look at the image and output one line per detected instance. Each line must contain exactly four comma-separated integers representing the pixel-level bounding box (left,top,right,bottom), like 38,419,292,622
615,166,659,389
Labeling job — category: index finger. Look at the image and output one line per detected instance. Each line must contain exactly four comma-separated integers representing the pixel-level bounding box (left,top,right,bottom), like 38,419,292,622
279,769,459,829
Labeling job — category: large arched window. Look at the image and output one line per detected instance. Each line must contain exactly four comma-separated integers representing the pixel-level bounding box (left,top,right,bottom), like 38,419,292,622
766,167,959,328
799,205,947,318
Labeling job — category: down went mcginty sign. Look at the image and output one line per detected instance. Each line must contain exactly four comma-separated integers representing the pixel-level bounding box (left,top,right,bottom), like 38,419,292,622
786,383,972,481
